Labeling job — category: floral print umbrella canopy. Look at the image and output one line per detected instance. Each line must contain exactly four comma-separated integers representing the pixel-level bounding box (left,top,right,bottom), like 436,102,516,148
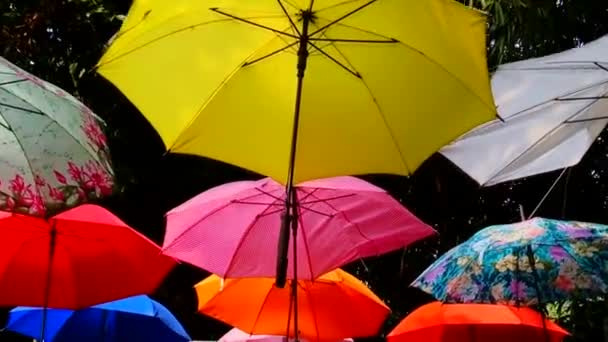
0,57,113,217
412,218,608,306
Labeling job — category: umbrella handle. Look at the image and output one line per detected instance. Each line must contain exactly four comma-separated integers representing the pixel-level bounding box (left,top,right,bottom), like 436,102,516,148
276,210,291,288
40,224,57,342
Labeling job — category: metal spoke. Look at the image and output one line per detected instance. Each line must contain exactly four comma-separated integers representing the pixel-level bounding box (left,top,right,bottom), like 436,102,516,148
210,8,299,39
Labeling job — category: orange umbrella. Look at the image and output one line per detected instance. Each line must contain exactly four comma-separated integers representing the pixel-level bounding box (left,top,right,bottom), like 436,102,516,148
195,269,389,341
387,302,569,342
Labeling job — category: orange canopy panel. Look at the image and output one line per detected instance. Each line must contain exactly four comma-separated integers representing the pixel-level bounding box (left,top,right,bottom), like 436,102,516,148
387,302,569,342
195,269,390,342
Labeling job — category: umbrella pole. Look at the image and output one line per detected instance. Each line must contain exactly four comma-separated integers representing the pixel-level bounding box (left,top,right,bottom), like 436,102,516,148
276,8,313,289
275,9,314,342
526,245,550,342
40,223,57,342
291,198,300,342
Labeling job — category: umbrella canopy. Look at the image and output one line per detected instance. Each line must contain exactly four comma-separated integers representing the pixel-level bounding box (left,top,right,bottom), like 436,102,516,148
195,269,390,341
220,328,353,342
0,204,176,309
387,302,569,342
163,176,436,279
441,34,608,186
0,56,113,216
411,218,608,305
97,0,496,185
5,295,190,342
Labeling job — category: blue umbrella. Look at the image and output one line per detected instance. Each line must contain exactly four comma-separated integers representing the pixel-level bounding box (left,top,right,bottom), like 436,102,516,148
5,295,191,342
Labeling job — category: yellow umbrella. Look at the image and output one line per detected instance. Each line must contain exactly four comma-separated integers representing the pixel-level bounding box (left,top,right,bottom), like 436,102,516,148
97,0,496,185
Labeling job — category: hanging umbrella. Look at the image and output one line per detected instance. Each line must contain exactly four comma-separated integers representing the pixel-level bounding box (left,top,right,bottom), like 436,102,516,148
195,269,390,341
220,328,353,342
0,56,113,216
440,34,608,186
163,176,436,279
387,301,569,342
411,218,608,306
96,0,496,186
0,204,176,339
5,295,190,342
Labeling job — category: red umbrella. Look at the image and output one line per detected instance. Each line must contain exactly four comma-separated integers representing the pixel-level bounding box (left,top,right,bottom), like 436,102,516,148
387,302,569,342
0,204,176,309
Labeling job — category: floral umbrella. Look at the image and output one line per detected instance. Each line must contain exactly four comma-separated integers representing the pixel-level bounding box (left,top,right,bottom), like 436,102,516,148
0,56,113,216
412,218,608,306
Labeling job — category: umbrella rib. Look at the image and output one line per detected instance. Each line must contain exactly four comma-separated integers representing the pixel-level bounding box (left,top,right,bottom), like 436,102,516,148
314,0,360,13
311,29,409,173
399,40,499,115
330,21,403,41
232,200,283,206
0,79,28,86
223,198,282,276
357,69,412,174
307,40,361,78
557,96,608,101
298,193,356,204
163,201,240,250
96,15,288,68
493,78,608,121
0,117,10,131
256,203,333,218
460,78,608,138
248,282,279,334
303,281,321,341
0,101,44,115
306,190,378,253
481,90,608,185
499,61,608,71
0,120,43,199
162,188,270,244
0,82,110,170
276,0,301,36
296,205,316,279
253,188,334,217
308,37,397,43
285,188,334,216
242,41,299,67
565,115,608,123
594,62,608,73
294,187,318,203
308,0,377,37
254,186,287,201
210,8,298,39
296,204,333,217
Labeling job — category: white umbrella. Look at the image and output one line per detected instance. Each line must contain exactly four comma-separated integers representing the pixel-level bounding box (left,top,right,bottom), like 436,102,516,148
440,34,608,186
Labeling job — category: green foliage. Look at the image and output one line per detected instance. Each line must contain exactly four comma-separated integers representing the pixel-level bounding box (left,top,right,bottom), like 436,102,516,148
0,0,125,94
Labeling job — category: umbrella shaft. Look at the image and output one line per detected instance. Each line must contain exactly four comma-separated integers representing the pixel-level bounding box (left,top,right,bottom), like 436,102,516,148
279,12,314,342
40,224,57,342
275,8,312,287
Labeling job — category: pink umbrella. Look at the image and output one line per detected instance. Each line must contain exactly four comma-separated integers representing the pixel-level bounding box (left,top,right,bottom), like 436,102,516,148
162,176,436,280
219,328,354,342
